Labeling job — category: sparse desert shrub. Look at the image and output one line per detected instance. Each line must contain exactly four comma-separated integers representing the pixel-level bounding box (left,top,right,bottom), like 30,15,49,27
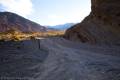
0,28,23,41
6,28,21,41
30,36,36,39
37,30,65,37
0,28,65,41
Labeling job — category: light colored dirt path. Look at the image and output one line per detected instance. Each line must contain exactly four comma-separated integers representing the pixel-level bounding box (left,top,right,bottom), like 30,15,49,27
0,37,120,80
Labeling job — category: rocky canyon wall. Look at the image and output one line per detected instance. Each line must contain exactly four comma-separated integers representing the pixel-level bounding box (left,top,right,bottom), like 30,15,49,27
65,0,120,45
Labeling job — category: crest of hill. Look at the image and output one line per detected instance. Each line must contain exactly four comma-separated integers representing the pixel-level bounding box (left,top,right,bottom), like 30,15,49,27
0,12,47,32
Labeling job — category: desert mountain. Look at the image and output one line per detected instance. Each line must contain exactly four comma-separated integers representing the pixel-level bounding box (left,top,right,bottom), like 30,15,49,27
65,0,120,45
48,23,75,30
0,12,47,32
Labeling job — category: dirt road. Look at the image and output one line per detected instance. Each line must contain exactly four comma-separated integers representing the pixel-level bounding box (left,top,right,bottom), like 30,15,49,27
0,37,120,80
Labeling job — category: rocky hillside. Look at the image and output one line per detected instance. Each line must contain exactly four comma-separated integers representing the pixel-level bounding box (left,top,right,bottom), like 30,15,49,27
0,12,47,32
64,0,120,45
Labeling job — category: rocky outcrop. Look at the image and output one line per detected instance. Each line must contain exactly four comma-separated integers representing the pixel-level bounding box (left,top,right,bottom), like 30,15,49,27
0,12,47,32
65,0,120,45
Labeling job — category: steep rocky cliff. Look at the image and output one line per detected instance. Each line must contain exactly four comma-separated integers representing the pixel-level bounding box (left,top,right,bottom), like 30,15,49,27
0,12,47,32
65,0,120,45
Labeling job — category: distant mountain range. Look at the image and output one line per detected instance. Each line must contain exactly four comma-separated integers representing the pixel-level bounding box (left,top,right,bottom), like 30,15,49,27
47,23,75,30
0,12,75,32
0,12,47,32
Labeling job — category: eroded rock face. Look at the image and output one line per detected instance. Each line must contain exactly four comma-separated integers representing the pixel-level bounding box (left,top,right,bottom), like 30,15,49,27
65,0,120,45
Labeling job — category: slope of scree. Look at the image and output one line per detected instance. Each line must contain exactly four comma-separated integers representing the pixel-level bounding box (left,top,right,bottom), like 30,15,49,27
64,0,120,45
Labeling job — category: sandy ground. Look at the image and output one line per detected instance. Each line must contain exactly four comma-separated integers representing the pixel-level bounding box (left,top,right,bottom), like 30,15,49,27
0,37,120,80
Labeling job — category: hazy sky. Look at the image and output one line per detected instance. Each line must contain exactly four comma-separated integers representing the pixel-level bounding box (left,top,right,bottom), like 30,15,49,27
0,0,91,26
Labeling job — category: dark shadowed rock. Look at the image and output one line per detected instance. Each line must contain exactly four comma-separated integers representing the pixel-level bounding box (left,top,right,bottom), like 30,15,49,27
65,0,120,45
0,12,47,32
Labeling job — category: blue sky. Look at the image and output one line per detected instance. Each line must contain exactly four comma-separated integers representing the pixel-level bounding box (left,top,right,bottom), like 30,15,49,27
0,0,91,26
